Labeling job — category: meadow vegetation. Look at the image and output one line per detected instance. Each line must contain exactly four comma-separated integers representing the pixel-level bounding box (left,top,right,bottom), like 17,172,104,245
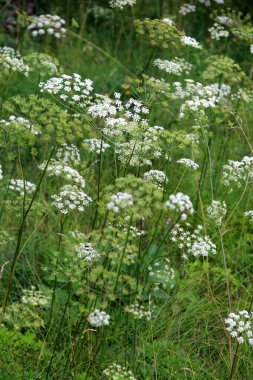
0,0,253,378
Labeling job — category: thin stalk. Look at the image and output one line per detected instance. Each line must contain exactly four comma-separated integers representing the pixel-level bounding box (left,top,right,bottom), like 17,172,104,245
1,146,55,314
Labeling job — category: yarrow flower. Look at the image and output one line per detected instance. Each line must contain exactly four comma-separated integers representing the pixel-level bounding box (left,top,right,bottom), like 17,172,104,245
250,45,253,54
0,165,3,180
166,192,194,220
143,170,168,189
84,139,110,154
177,158,199,170
9,179,36,196
171,224,217,259
179,4,196,15
51,185,92,214
181,35,202,49
109,0,136,9
125,302,151,320
154,58,192,75
207,200,227,225
76,243,101,262
225,311,253,345
27,14,66,39
0,47,29,76
103,364,137,380
107,192,134,213
88,309,110,327
244,210,253,222
223,156,253,189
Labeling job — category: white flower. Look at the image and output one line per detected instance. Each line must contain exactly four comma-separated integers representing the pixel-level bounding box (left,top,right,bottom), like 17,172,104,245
28,14,66,39
171,224,216,259
207,200,227,225
88,309,110,327
107,192,133,213
225,311,253,346
208,23,229,40
76,243,101,262
250,45,253,54
56,144,81,165
162,18,174,26
181,35,202,49
223,156,253,189
109,0,136,9
0,165,3,180
9,179,36,196
51,185,92,214
244,210,253,222
84,139,110,154
143,170,168,189
177,158,199,170
154,58,192,75
179,4,196,15
103,363,137,380
166,192,194,220
125,302,151,321
39,160,85,188
0,47,29,76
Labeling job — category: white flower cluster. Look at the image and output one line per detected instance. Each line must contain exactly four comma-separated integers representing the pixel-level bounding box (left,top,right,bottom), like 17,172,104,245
223,156,253,189
39,160,85,188
207,200,227,225
56,144,81,165
84,139,110,154
208,23,229,40
109,0,136,9
0,165,3,180
163,18,174,26
103,364,137,380
250,45,253,54
216,16,233,26
171,224,217,259
9,179,36,196
209,83,231,102
28,14,66,38
21,286,50,307
76,242,101,262
154,58,192,75
198,0,224,5
88,309,110,327
107,192,134,213
39,73,93,105
179,4,196,15
0,47,29,76
181,35,202,49
51,185,92,214
166,192,194,221
177,158,199,170
225,311,253,345
116,125,168,167
143,170,168,189
175,80,220,118
124,97,149,121
0,115,40,135
244,210,253,222
88,93,122,119
148,259,175,290
125,302,151,320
